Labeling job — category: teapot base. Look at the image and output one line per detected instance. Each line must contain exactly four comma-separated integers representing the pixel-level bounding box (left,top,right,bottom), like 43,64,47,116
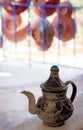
43,121,64,127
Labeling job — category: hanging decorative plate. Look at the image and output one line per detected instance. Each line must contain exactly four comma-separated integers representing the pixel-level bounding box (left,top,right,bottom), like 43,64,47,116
3,0,29,15
31,18,54,50
52,16,76,42
0,36,3,48
32,0,60,17
57,1,73,17
3,14,29,42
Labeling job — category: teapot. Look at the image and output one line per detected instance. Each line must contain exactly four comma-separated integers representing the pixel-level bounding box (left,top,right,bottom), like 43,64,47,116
21,65,77,127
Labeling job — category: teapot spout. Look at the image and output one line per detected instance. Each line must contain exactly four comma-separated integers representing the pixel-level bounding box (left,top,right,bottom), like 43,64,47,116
21,91,37,114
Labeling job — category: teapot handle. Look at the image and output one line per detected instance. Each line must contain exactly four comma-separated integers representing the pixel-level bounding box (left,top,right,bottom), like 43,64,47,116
65,81,77,103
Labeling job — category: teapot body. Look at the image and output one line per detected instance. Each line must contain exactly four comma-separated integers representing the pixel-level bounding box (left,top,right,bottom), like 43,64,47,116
36,88,74,127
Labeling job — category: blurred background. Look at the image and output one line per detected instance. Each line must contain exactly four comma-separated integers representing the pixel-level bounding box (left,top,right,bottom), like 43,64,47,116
0,0,83,68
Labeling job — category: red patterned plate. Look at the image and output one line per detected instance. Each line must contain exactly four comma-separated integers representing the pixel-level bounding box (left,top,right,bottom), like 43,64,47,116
3,14,28,42
52,16,76,42
3,0,28,15
57,1,73,17
32,0,60,17
31,18,54,50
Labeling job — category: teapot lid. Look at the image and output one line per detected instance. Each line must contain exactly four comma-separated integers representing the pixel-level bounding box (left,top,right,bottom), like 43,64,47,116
40,65,66,92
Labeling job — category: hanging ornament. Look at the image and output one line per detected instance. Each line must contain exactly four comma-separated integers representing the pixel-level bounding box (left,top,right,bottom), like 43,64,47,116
57,1,73,17
52,16,76,42
31,18,54,50
3,0,29,15
0,36,3,48
32,0,60,17
3,14,29,42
